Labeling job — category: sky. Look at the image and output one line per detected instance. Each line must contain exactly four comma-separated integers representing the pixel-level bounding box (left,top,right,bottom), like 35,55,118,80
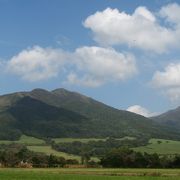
0,0,180,116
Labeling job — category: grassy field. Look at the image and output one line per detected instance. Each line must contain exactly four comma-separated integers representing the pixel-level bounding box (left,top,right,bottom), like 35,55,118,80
27,145,99,162
27,145,81,160
53,136,135,143
0,168,179,180
0,135,45,145
133,138,180,155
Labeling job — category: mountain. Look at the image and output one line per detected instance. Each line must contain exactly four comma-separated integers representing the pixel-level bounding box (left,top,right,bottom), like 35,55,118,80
0,88,179,140
152,106,180,131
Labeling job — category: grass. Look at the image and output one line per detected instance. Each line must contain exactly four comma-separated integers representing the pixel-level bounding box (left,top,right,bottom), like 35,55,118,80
133,138,180,155
0,135,45,145
0,168,179,180
27,145,81,161
27,145,99,162
53,136,135,143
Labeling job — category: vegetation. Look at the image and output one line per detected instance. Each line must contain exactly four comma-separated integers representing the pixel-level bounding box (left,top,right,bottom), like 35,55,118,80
0,135,45,145
53,138,108,143
0,144,79,168
52,137,148,158
133,138,180,155
100,148,180,168
0,168,179,179
27,146,81,161
0,88,179,140
152,106,180,130
53,136,135,143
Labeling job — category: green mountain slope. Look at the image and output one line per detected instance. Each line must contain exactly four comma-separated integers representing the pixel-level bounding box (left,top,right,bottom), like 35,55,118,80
0,88,179,140
152,106,180,130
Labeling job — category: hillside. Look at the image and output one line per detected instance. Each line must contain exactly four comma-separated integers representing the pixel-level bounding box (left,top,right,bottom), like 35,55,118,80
0,88,179,140
152,106,180,130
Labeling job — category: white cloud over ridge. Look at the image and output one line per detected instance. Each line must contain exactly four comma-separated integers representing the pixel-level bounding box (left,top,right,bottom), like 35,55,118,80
6,46,137,87
84,3,180,53
127,105,157,117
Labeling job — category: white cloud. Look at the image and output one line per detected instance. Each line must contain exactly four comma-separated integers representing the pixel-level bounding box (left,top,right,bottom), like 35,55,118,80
65,72,104,88
160,3,180,25
151,62,180,101
84,3,180,53
127,105,157,117
6,45,137,87
165,87,180,101
6,46,68,81
65,46,137,87
152,63,180,88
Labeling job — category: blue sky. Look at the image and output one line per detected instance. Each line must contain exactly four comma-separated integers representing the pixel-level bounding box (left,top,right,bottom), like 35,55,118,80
0,0,180,116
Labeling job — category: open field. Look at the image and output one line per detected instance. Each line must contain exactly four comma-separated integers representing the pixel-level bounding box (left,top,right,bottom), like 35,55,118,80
53,136,135,143
0,168,179,180
133,138,180,155
27,145,99,162
0,135,45,145
27,145,81,160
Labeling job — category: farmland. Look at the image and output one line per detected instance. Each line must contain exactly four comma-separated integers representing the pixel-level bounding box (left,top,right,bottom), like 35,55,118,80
133,138,180,155
0,168,179,180
27,145,81,160
0,135,45,145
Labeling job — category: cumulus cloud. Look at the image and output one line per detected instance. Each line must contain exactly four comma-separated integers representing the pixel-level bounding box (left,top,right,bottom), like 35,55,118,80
6,46,68,81
65,46,137,87
152,63,180,88
84,3,180,53
127,105,157,117
6,45,137,87
151,62,180,101
160,3,180,25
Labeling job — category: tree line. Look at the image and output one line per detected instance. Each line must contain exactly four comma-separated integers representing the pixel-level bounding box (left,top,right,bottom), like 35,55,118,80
0,144,78,168
0,144,180,168
100,147,180,168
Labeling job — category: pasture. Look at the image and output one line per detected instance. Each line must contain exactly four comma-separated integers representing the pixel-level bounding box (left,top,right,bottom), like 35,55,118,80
0,168,179,180
133,138,180,155
27,145,81,160
0,135,45,145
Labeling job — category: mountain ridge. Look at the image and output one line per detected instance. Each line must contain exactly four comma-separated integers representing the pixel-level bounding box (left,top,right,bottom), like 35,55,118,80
152,106,180,130
0,88,179,140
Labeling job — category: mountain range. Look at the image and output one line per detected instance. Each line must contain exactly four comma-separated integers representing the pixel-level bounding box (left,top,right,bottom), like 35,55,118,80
0,88,179,140
153,106,180,131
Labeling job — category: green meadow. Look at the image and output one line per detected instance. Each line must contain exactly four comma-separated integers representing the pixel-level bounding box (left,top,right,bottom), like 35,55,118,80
0,135,45,145
27,145,81,160
0,136,180,162
133,138,180,155
0,168,179,180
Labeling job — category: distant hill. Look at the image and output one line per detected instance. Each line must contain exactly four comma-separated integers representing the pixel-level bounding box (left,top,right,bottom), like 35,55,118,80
152,106,180,131
0,88,179,140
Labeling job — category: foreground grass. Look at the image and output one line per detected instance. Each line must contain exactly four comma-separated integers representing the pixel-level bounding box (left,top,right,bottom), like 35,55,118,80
133,138,180,155
0,168,179,180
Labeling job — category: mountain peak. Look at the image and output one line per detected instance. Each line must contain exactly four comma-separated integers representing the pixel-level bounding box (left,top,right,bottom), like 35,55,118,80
52,88,70,95
0,88,180,140
31,88,49,93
